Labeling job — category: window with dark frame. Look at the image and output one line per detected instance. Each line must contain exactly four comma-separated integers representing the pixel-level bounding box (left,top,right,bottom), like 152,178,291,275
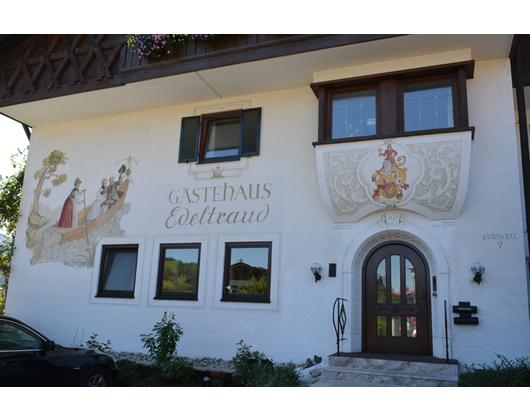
178,107,261,164
311,61,474,144
155,244,201,301
221,242,272,303
96,245,138,298
201,110,241,162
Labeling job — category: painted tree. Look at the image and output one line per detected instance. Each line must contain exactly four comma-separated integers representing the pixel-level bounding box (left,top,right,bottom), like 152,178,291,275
32,149,68,217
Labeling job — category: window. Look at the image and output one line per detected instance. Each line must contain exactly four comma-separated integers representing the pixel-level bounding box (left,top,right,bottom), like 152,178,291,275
178,108,262,163
0,321,44,350
332,88,376,139
96,245,138,298
403,79,453,132
311,61,474,143
204,113,241,159
155,244,201,301
221,242,272,303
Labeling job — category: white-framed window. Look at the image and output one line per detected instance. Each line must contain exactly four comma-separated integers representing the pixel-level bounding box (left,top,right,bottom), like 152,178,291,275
90,237,145,306
214,234,279,310
148,236,208,308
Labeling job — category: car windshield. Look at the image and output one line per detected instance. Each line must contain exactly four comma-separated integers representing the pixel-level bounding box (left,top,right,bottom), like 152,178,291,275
0,321,44,350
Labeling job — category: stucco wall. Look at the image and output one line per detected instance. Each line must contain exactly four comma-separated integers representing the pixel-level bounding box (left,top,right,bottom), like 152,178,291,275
6,55,530,367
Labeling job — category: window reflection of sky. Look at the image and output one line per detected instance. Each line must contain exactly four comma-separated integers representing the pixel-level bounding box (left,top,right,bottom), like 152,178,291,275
165,248,199,264
230,247,268,268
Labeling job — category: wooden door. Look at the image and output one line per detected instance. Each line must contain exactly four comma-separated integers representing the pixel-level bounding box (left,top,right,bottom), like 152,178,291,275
364,243,431,355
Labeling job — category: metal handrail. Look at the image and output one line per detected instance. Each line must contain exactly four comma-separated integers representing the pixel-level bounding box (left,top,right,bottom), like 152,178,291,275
332,298,347,355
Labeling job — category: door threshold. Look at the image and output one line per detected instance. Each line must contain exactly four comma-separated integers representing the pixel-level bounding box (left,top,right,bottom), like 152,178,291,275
330,351,458,365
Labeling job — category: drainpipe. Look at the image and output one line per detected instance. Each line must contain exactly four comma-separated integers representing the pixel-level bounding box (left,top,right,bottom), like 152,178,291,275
511,35,530,321
22,123,31,141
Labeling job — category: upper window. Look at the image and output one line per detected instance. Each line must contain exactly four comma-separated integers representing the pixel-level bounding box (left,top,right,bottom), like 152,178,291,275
96,245,138,298
403,79,453,132
311,61,473,143
178,108,262,164
332,88,376,139
221,242,272,303
156,244,201,301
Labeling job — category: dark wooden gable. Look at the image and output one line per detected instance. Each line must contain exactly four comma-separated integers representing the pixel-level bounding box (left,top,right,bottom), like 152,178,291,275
0,35,399,111
0,34,125,103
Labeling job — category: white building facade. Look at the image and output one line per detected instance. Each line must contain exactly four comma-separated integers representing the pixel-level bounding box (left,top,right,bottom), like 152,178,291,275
2,34,530,370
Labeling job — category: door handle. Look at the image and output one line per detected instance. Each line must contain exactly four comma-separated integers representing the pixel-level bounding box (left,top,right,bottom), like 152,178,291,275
1,361,17,370
419,291,426,308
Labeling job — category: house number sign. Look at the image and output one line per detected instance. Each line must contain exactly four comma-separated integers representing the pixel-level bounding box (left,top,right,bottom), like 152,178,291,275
482,233,516,249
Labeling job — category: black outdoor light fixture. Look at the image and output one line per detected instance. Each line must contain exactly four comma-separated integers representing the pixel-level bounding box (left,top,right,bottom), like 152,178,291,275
311,263,323,282
471,262,485,285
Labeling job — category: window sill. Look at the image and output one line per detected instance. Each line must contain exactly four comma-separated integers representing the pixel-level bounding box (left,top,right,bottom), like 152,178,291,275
221,298,271,304
188,157,249,180
154,296,199,301
312,127,475,147
95,294,134,299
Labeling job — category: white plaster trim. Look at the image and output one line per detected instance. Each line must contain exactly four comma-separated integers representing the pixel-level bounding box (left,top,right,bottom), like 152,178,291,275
339,219,452,358
188,158,249,180
194,100,251,116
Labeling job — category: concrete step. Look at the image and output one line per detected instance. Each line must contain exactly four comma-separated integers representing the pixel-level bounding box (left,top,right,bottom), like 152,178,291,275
318,353,459,387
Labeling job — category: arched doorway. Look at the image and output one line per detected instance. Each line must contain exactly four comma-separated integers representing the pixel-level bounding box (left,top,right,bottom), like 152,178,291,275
363,242,432,355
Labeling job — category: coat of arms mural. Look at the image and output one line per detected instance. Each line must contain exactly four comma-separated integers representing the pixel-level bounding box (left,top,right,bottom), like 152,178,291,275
25,150,137,267
316,131,472,223
372,144,410,202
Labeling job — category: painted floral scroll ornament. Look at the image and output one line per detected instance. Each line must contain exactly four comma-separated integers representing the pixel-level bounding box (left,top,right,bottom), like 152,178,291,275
324,149,371,215
318,132,469,222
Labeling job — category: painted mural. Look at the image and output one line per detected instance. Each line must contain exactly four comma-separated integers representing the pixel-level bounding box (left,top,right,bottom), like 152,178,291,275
317,131,472,222
371,144,410,202
25,151,137,267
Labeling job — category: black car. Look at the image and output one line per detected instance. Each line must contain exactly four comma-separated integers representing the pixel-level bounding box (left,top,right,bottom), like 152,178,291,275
0,315,118,387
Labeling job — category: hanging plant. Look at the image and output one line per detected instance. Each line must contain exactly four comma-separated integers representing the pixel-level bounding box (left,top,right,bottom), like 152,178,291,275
127,34,217,60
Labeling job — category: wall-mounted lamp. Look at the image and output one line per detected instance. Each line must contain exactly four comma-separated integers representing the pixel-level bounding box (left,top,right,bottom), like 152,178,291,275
471,262,485,285
311,263,323,282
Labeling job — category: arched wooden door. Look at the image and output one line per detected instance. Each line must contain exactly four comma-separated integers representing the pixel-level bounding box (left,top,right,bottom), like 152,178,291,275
363,242,431,355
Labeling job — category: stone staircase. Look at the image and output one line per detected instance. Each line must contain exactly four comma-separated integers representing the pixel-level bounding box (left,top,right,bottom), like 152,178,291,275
312,353,459,387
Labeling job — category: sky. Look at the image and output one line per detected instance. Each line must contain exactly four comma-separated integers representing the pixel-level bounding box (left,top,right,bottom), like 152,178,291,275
0,114,29,177
0,114,29,237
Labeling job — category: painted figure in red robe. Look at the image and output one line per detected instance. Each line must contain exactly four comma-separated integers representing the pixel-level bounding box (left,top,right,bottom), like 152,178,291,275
58,178,86,228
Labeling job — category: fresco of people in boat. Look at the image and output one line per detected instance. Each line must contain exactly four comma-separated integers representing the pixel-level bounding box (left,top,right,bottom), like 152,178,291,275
26,151,136,267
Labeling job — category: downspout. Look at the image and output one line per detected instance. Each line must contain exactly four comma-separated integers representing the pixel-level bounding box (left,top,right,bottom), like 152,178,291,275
22,123,31,141
511,35,530,322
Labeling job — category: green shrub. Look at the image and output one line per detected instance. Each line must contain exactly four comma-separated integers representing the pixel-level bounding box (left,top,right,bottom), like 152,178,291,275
246,362,301,387
116,359,142,387
158,358,195,385
232,340,269,386
138,312,196,386
458,354,530,387
231,340,300,387
140,312,183,366
85,333,112,353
